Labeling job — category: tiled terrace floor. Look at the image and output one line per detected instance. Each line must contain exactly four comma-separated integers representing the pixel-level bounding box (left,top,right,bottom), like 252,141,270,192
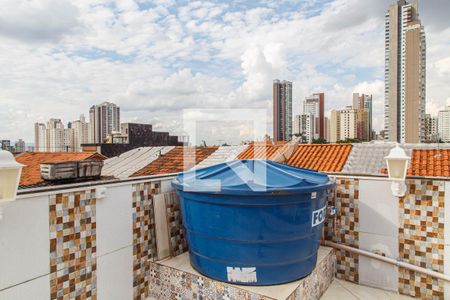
321,279,414,300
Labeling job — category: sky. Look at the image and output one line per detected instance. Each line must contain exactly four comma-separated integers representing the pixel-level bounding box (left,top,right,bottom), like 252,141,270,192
0,0,449,145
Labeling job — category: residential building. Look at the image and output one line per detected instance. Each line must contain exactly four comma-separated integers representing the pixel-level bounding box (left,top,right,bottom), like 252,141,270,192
339,106,358,141
294,114,315,144
1,140,11,151
82,123,182,157
273,80,292,142
378,129,388,140
14,139,26,153
72,114,89,152
438,107,450,142
47,118,65,152
34,123,47,152
353,93,373,141
34,118,78,152
384,0,426,143
303,93,325,139
89,101,121,144
424,114,438,142
330,110,341,143
324,117,330,142
356,110,370,141
64,128,75,151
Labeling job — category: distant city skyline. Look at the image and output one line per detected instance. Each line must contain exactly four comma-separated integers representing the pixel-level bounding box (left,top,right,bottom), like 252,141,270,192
0,0,449,145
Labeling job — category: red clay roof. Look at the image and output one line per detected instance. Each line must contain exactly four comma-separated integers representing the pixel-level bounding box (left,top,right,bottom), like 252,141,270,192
287,144,353,172
237,144,284,160
16,152,106,187
407,149,450,177
131,146,218,177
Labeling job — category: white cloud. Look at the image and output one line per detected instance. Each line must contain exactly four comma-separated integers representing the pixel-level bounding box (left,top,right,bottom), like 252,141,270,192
0,0,448,145
0,0,81,42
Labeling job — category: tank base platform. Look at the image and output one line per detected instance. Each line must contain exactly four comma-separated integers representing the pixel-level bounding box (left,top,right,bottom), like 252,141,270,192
149,246,335,300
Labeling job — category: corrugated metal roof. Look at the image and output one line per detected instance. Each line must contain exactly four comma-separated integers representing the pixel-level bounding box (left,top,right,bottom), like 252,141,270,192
101,146,175,178
195,145,249,168
342,142,450,175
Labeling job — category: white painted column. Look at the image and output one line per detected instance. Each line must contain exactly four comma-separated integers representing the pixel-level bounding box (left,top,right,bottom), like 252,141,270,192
358,179,399,292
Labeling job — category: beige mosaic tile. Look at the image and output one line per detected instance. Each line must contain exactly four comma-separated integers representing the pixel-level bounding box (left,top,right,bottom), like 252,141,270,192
164,191,188,257
132,181,160,300
286,249,336,300
398,179,445,299
326,178,360,284
49,190,97,300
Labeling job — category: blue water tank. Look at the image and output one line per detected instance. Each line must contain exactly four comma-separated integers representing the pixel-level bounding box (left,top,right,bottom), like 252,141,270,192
172,160,334,285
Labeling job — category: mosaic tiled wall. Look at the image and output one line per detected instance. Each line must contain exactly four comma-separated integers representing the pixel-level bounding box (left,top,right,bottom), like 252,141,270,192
132,181,160,300
324,178,360,283
49,190,97,300
398,179,445,299
164,191,188,257
148,250,335,300
286,250,336,300
148,262,270,300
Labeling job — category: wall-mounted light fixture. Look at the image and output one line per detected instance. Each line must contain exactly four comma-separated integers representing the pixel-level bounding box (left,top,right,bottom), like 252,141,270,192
384,144,410,197
0,150,24,220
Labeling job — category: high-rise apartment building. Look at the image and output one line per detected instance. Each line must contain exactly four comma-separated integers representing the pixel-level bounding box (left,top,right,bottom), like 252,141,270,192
273,80,292,141
303,93,325,139
1,140,11,151
294,114,315,144
89,102,121,144
330,110,341,143
34,123,47,152
47,118,65,152
385,0,426,143
424,114,438,142
64,128,74,151
353,93,373,141
340,106,358,141
14,139,26,153
438,107,450,142
72,114,89,152
324,117,330,142
34,119,76,152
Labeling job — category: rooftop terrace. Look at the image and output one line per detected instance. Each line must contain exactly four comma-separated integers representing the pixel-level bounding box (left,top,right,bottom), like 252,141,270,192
2,142,449,299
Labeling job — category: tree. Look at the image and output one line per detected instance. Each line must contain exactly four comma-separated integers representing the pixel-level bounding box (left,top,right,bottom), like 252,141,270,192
312,138,327,144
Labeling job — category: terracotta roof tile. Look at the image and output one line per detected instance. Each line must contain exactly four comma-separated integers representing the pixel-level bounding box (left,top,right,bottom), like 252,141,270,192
16,152,107,187
238,143,352,173
407,149,450,177
287,144,353,172
131,146,218,177
237,144,284,160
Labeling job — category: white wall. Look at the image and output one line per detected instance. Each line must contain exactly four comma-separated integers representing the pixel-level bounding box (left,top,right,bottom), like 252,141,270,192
96,184,134,300
0,177,176,300
358,179,399,291
0,194,49,298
